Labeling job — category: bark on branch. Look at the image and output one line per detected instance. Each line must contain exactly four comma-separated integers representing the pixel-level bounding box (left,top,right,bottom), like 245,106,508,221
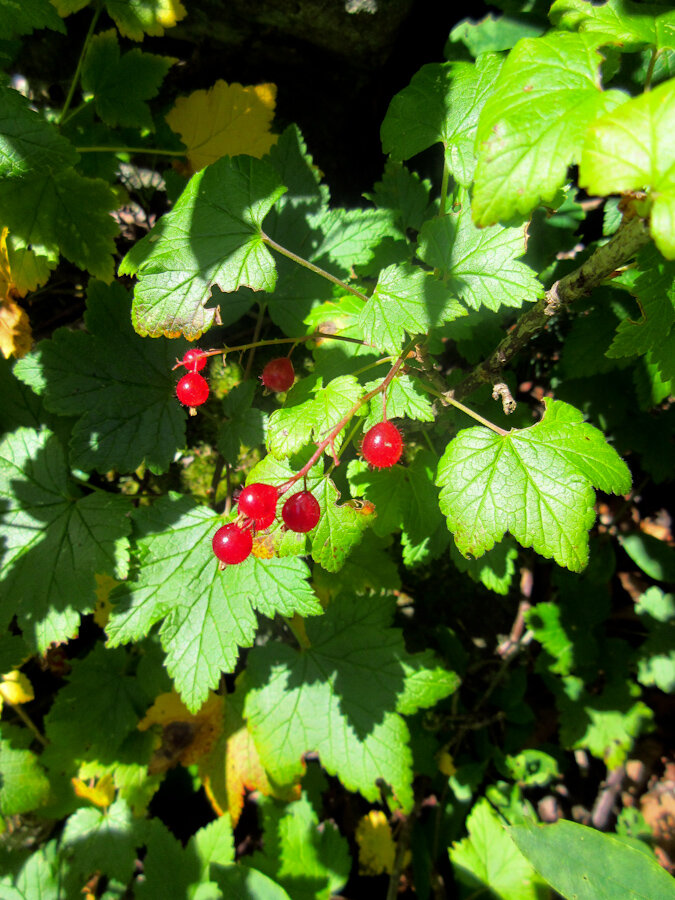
450,215,652,401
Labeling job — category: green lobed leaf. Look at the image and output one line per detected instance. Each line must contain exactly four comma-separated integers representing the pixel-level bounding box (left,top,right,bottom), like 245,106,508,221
636,600,675,692
0,427,131,651
312,530,401,599
449,536,518,595
135,819,200,899
217,380,267,464
0,0,65,39
550,0,675,53
257,126,336,335
244,593,459,811
244,795,350,900
620,532,675,583
580,77,675,259
381,62,454,160
436,399,632,571
381,55,503,187
418,205,544,311
650,328,675,383
347,451,449,567
120,156,287,339
0,729,50,817
473,32,626,226
42,644,151,768
14,281,188,474
362,374,434,431
210,865,292,900
81,29,174,130
60,799,139,885
106,494,321,711
0,356,45,435
504,749,560,788
448,13,546,56
308,206,400,270
101,0,186,40
187,816,235,880
10,843,61,900
449,799,547,900
0,634,29,671
558,293,634,378
364,160,435,234
358,263,466,354
310,476,375,572
509,818,675,900
0,86,76,179
0,167,118,281
266,374,362,460
555,666,653,768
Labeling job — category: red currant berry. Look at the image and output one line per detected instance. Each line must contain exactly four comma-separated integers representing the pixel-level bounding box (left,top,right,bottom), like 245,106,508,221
182,348,207,372
361,421,403,469
282,491,321,533
261,357,295,392
238,483,279,529
176,372,209,407
212,523,253,565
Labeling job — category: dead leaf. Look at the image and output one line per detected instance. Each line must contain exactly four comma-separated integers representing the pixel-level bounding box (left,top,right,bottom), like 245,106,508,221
199,689,299,824
355,810,397,876
166,80,278,172
138,689,224,773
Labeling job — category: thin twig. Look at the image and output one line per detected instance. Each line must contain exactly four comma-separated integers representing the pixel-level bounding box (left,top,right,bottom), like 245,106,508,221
452,215,651,400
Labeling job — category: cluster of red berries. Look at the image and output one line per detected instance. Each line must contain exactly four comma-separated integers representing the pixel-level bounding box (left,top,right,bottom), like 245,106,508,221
211,420,403,566
176,352,295,410
174,348,403,565
212,483,321,566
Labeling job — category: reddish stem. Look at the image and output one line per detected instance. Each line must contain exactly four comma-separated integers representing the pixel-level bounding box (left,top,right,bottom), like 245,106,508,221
277,353,408,495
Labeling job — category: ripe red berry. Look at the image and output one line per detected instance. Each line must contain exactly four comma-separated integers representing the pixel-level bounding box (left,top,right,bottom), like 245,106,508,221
261,357,295,392
361,421,403,468
176,372,209,407
282,490,321,533
238,482,279,530
212,523,253,565
182,348,207,372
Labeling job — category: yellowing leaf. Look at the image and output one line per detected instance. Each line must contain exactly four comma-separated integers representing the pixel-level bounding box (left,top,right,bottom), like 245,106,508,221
0,229,30,361
71,772,116,808
355,810,396,876
199,690,299,825
0,296,31,359
93,573,119,628
138,689,224,773
166,80,278,172
0,670,34,706
437,749,457,777
104,0,187,41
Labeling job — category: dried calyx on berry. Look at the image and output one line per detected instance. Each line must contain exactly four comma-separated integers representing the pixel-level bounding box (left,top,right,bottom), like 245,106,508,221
261,357,295,393
361,421,403,469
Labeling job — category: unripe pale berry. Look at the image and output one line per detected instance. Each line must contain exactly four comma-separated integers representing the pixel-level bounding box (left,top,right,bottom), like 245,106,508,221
261,357,295,392
282,490,321,533
182,348,207,372
238,482,279,530
176,372,209,407
212,523,253,565
361,421,403,468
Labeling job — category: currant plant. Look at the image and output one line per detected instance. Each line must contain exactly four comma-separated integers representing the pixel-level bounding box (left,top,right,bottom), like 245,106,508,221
1,0,674,897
